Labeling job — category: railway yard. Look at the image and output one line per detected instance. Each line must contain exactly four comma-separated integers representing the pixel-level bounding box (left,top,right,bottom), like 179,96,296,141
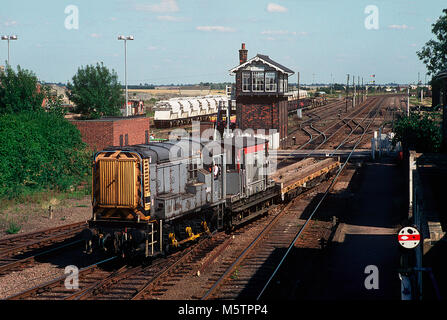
0,94,416,301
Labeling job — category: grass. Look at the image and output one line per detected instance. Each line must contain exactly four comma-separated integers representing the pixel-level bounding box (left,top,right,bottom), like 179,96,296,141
6,221,21,234
0,178,91,206
410,96,432,107
230,266,240,280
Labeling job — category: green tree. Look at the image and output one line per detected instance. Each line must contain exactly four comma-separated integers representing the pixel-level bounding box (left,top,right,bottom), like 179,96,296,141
393,113,442,153
0,65,46,115
41,86,67,117
66,62,124,119
417,9,447,76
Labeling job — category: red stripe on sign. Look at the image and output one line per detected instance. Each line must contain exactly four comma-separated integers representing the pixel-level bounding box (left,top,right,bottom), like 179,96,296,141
398,234,420,241
244,144,265,154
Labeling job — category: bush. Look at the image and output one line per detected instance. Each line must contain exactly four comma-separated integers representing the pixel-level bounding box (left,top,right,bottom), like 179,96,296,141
0,65,46,115
0,112,91,198
393,113,442,153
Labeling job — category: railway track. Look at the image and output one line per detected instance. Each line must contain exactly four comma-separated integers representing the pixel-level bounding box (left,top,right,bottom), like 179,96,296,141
0,221,87,257
199,96,384,300
6,256,119,300
286,95,389,159
0,222,87,275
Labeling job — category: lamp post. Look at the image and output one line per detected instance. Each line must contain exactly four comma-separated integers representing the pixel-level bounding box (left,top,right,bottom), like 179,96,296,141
1,35,18,65
118,35,134,116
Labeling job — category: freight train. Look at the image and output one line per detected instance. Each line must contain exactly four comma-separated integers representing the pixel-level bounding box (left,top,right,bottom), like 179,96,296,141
153,96,229,128
83,136,339,259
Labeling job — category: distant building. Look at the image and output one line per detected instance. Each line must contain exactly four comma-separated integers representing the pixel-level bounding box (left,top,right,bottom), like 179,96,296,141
229,43,294,148
120,99,145,116
70,116,150,151
0,65,4,73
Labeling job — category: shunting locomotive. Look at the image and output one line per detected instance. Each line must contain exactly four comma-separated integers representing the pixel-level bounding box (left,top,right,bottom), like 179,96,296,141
83,134,340,259
83,136,278,258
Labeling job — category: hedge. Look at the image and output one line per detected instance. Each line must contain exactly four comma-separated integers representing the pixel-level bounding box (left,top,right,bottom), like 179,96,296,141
0,111,90,198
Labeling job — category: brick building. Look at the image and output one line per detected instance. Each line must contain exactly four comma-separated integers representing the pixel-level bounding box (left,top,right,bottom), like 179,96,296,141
229,43,294,148
71,116,150,151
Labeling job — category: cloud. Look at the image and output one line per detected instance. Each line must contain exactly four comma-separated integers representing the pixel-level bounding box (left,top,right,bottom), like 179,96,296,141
110,17,117,21
196,26,236,32
267,3,288,13
147,45,158,51
90,33,101,38
410,43,417,47
3,20,17,27
135,0,179,13
261,30,308,37
157,15,187,22
261,30,291,35
388,24,409,30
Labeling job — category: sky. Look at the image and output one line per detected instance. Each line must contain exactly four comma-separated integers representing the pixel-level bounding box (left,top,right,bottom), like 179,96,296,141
0,0,445,85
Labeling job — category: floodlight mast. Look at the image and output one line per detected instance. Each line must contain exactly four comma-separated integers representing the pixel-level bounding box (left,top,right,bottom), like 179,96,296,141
118,35,134,116
1,35,18,65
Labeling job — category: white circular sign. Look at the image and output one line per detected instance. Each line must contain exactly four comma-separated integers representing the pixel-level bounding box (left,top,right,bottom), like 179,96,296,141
398,226,420,249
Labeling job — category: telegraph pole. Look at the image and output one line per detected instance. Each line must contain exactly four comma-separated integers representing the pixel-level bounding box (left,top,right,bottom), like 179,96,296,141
358,76,360,104
346,74,349,113
353,76,356,108
362,77,364,102
330,73,333,95
407,86,410,116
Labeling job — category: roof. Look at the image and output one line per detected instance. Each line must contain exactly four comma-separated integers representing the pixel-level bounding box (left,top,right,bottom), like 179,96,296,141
101,136,268,163
229,54,294,75
70,115,148,122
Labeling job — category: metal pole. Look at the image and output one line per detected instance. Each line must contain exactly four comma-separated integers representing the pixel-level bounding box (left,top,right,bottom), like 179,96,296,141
330,73,333,95
407,87,410,116
7,38,10,65
124,39,128,116
353,76,356,108
346,74,349,113
358,76,360,104
362,78,364,102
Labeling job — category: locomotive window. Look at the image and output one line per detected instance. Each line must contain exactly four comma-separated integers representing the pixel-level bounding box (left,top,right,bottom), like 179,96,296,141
188,162,198,181
242,72,251,92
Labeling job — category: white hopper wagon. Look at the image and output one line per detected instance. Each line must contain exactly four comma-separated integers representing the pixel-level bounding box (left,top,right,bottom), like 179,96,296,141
154,95,228,128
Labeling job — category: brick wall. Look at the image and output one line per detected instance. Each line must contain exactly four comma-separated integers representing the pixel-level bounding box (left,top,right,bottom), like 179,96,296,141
71,117,150,151
70,120,114,151
236,96,288,144
112,117,150,147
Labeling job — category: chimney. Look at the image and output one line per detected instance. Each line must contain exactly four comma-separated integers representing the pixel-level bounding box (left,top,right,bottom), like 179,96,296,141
239,43,248,65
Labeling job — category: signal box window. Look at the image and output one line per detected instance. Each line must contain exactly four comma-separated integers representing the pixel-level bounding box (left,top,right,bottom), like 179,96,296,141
265,72,277,92
252,72,265,92
242,72,251,92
